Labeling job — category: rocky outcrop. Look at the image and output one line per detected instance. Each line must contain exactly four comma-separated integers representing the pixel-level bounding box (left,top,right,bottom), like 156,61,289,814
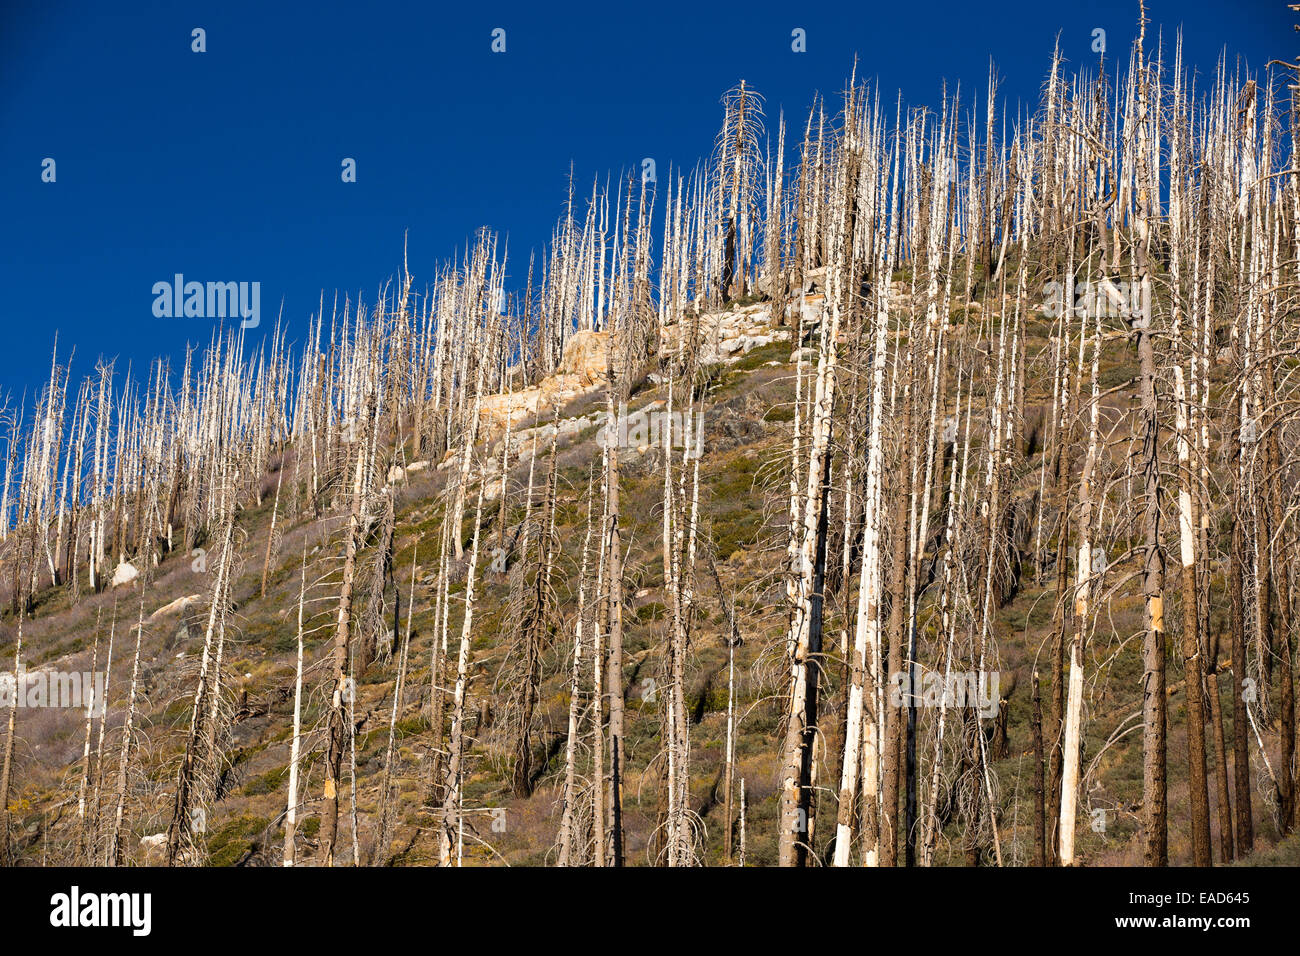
559,329,609,385
481,387,549,434
479,299,793,443
661,302,791,366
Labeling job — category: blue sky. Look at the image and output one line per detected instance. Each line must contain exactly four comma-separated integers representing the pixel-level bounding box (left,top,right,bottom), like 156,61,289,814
0,0,1288,403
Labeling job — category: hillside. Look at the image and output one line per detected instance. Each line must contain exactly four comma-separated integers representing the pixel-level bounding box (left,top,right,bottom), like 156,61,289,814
0,280,1295,868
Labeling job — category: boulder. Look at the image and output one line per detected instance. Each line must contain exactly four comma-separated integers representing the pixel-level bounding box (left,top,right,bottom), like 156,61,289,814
738,333,774,353
149,594,201,621
110,561,139,589
387,459,430,483
141,831,198,864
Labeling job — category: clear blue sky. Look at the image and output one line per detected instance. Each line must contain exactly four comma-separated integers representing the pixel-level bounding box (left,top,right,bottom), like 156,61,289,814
0,0,1288,402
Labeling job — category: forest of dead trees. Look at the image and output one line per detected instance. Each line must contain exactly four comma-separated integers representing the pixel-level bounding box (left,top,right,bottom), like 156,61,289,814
1,8,1299,867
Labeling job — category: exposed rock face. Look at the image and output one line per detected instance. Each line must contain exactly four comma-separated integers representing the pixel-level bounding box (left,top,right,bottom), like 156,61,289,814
481,387,549,434
479,299,795,442
560,329,609,385
538,373,595,408
662,301,792,365
479,377,598,436
479,340,609,437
